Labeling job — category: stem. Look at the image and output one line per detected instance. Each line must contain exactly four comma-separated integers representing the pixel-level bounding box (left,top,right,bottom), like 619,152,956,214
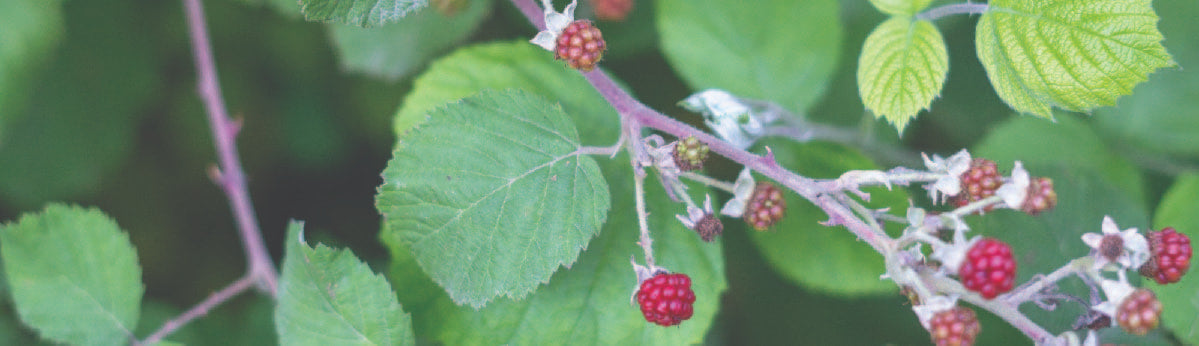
763,124,922,167
1005,258,1087,305
916,3,990,21
678,171,736,193
921,271,1056,343
136,275,257,345
183,0,278,293
633,167,654,267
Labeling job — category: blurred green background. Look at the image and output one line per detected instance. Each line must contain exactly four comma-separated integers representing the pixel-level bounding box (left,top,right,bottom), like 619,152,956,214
1,0,1196,344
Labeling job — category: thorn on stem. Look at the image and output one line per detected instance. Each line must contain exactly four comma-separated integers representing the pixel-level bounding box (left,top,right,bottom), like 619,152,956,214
230,114,244,136
760,146,778,167
207,165,224,184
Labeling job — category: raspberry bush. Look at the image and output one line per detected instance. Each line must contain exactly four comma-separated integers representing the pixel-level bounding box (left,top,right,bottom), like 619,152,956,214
0,0,1196,345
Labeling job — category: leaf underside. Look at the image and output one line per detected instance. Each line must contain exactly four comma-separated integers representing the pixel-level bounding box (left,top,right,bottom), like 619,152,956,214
299,0,426,27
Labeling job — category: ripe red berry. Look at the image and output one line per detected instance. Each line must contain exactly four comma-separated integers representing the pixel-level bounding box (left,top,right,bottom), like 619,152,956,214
672,135,709,171
927,306,981,346
1139,227,1192,285
745,182,786,231
636,272,696,327
958,238,1016,299
951,158,1001,211
591,0,633,21
1116,288,1162,335
1021,177,1057,215
554,20,606,71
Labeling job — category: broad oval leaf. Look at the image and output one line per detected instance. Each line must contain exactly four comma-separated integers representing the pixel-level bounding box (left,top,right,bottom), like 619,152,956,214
0,204,143,345
300,0,426,27
328,0,491,81
275,221,414,346
748,140,909,296
656,0,842,112
858,17,948,132
1149,175,1199,345
976,0,1174,119
868,0,933,17
376,89,610,308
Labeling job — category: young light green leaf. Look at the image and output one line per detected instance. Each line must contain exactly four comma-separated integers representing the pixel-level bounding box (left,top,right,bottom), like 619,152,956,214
858,17,948,132
748,140,909,296
299,0,426,27
377,89,610,308
976,0,1174,119
275,221,414,346
868,0,933,17
328,0,491,81
1149,175,1199,345
656,0,841,112
392,41,618,142
385,177,724,344
0,204,143,345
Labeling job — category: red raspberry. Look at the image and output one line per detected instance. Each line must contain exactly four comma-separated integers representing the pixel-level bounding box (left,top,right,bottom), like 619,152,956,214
672,135,709,171
591,0,633,21
554,20,606,71
1116,288,1162,335
958,238,1016,299
1139,227,1192,285
927,306,982,346
1021,177,1057,215
951,158,1001,210
745,182,786,231
636,272,696,327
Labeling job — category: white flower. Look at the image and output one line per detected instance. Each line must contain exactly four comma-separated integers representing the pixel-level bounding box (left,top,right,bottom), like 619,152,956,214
676,195,716,229
930,235,979,274
1091,273,1135,319
529,0,578,51
921,150,971,204
720,168,756,217
1080,216,1150,271
995,161,1030,209
679,89,780,149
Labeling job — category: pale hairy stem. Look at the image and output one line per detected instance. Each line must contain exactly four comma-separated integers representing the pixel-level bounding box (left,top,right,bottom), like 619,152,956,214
917,3,991,21
678,171,736,193
920,269,1059,344
136,275,257,345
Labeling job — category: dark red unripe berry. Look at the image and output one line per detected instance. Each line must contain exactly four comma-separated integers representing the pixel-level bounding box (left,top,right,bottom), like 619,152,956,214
959,238,1016,300
591,0,633,21
636,273,696,327
1021,177,1057,215
694,214,723,242
1139,227,1192,285
951,158,1001,211
928,306,981,346
1116,288,1162,335
745,182,786,231
554,20,606,71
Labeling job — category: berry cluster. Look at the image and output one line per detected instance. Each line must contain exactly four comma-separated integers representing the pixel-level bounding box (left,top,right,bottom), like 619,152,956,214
672,136,709,171
554,20,606,71
1021,177,1056,215
745,182,786,231
636,273,696,327
951,158,1001,210
958,238,1016,299
927,306,981,346
1139,227,1192,285
590,0,633,21
1116,288,1162,335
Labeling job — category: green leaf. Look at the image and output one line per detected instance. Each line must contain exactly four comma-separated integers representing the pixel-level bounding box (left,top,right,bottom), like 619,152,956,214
1149,175,1199,344
975,0,1174,119
300,0,426,27
0,0,63,143
857,17,948,132
392,41,619,142
1093,0,1199,158
747,140,909,296
868,0,933,17
385,169,723,344
0,204,143,345
973,115,1147,207
656,0,842,112
275,221,414,346
327,0,490,81
377,89,610,307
